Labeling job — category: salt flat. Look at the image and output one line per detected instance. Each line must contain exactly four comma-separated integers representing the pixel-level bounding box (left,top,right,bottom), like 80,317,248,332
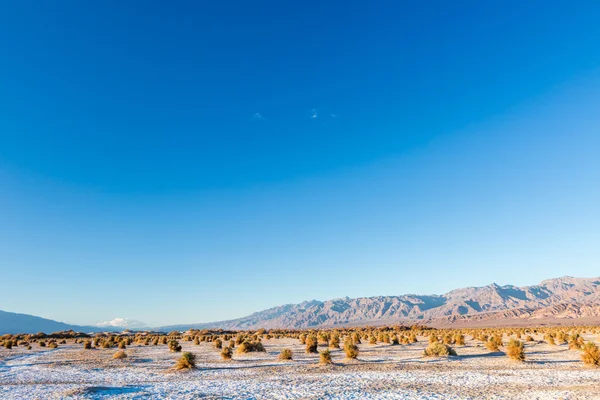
1,335,599,399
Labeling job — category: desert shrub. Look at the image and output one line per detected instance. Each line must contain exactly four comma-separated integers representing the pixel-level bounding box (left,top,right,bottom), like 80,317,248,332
329,334,340,349
506,339,525,361
351,332,361,344
193,337,200,345
369,335,377,345
229,339,235,348
557,331,567,344
113,350,127,359
48,342,58,349
83,340,92,349
214,338,223,349
319,349,333,364
454,334,465,346
569,334,584,350
168,340,182,353
4,341,12,349
305,335,318,354
236,340,265,354
175,352,196,370
344,341,359,359
485,336,502,352
39,341,46,347
279,348,293,360
299,334,307,344
390,335,400,345
27,345,32,350
118,341,126,349
221,346,233,360
429,335,439,344
581,342,600,366
424,343,457,357
318,332,329,345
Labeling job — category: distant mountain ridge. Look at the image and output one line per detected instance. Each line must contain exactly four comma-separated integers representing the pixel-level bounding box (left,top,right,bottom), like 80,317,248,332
158,276,600,330
0,310,106,335
3,276,599,334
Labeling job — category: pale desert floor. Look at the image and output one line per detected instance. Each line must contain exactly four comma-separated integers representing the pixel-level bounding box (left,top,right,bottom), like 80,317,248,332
1,334,599,399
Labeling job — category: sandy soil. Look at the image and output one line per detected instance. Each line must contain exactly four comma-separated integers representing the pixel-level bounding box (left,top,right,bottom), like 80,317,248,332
1,334,599,399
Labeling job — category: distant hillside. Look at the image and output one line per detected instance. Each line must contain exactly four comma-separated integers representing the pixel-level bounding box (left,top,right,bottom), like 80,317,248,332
0,310,103,335
158,276,600,331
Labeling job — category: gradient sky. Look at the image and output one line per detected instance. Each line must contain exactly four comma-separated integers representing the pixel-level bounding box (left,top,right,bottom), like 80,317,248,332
1,1,599,327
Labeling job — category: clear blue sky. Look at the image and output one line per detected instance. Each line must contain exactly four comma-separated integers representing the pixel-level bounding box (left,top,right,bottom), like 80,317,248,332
1,1,599,327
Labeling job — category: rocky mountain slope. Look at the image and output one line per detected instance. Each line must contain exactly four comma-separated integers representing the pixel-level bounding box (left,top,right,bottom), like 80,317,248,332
160,276,600,330
0,310,114,335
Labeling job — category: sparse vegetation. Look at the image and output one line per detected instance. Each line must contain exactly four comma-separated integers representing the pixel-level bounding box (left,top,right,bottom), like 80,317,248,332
168,340,182,353
305,335,318,354
113,350,127,359
581,342,600,366
221,346,233,360
506,339,525,361
319,349,333,364
344,341,359,359
424,343,457,357
236,340,265,354
279,348,293,360
175,352,196,370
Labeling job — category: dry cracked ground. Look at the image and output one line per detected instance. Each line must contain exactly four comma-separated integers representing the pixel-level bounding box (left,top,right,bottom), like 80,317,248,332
1,334,599,399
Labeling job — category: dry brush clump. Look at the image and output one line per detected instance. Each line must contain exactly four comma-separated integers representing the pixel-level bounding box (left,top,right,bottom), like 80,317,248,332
581,342,600,366
113,350,127,359
168,340,182,353
175,352,196,370
305,335,318,354
220,346,233,360
319,349,333,365
506,339,525,361
236,340,265,354
344,340,359,359
278,348,293,360
424,342,457,357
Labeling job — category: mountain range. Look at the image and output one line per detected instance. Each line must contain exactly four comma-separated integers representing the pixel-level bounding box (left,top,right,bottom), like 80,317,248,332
2,276,599,334
158,276,600,331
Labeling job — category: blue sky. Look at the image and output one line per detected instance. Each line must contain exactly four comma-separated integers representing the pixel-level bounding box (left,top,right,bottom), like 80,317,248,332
1,1,599,326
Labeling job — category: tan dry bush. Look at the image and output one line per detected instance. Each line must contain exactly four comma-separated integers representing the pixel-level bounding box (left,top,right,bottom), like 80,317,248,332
221,346,233,360
279,348,293,360
319,349,333,365
344,341,359,359
581,342,600,366
236,340,265,354
305,335,318,354
424,343,457,357
506,339,525,361
113,350,127,359
329,334,340,349
175,352,196,370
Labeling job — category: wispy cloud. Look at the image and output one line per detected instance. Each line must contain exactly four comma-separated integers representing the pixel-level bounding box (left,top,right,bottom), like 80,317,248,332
253,112,265,120
310,108,318,119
